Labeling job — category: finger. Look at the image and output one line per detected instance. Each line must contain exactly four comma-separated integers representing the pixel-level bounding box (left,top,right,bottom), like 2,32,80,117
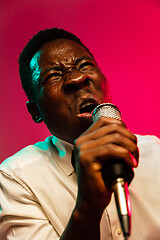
76,122,137,146
83,116,126,135
79,133,138,162
80,143,138,168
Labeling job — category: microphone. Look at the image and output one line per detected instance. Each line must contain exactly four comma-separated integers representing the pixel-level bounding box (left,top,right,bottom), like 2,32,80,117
92,103,134,238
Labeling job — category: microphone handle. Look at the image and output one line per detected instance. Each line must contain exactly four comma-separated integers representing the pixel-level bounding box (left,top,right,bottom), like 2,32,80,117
102,161,133,237
92,103,134,237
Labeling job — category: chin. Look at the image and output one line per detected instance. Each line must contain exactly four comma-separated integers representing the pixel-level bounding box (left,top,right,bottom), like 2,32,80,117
74,118,93,138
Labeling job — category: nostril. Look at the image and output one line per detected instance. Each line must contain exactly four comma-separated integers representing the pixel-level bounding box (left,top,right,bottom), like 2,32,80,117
84,76,90,82
63,75,92,92
80,76,91,88
64,82,77,92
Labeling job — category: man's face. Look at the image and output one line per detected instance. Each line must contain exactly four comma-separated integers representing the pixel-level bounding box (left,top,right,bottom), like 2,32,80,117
30,38,111,143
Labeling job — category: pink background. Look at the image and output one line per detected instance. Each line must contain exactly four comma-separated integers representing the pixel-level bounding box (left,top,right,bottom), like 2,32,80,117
0,0,160,162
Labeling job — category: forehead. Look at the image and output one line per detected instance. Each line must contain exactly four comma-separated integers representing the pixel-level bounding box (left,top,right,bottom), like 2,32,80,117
33,38,93,66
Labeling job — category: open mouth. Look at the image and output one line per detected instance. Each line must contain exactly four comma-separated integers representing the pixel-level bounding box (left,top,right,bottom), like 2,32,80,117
77,99,99,118
80,102,97,114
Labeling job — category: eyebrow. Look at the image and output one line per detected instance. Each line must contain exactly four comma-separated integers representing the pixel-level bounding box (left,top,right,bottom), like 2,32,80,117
75,56,93,65
39,56,94,81
40,66,61,79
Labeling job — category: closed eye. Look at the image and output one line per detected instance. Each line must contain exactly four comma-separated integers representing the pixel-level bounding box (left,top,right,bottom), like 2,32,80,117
79,61,94,70
43,72,62,85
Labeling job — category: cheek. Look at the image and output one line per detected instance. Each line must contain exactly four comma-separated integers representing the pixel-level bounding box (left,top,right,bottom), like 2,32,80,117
94,70,112,102
39,85,62,103
100,78,106,93
37,86,63,114
94,70,107,92
43,84,60,96
101,79,112,103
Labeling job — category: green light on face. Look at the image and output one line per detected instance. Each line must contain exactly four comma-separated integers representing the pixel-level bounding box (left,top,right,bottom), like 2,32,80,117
30,51,41,85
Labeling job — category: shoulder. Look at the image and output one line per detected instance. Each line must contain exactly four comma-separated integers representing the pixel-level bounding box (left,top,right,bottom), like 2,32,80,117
136,134,160,145
0,136,54,173
133,134,160,183
0,135,74,180
131,135,160,211
136,134,160,159
0,136,74,186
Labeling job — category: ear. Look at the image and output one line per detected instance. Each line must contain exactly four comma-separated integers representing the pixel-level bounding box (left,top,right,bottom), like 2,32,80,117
26,101,43,123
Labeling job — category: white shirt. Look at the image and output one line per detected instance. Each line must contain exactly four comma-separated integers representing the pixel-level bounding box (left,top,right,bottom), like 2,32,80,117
0,135,160,240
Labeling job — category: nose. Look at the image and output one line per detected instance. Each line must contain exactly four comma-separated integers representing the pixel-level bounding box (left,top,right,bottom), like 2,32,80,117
63,69,91,91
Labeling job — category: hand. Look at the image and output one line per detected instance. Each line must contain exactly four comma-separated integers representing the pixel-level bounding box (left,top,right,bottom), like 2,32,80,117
73,116,139,217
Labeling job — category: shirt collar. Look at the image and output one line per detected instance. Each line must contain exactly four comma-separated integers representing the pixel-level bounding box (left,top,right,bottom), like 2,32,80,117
51,136,75,176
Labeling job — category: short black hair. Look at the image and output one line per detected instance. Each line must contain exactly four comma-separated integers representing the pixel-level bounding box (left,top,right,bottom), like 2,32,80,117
19,27,94,101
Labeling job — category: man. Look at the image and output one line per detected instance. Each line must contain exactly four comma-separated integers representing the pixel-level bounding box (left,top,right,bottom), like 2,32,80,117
0,28,160,240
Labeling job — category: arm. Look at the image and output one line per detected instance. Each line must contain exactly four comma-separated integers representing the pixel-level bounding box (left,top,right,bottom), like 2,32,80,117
61,117,139,240
0,170,60,240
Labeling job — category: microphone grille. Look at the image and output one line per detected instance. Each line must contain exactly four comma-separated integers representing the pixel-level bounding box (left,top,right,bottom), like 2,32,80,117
92,103,122,122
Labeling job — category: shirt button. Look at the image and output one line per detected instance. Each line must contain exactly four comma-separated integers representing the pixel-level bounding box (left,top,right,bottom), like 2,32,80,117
116,226,122,235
